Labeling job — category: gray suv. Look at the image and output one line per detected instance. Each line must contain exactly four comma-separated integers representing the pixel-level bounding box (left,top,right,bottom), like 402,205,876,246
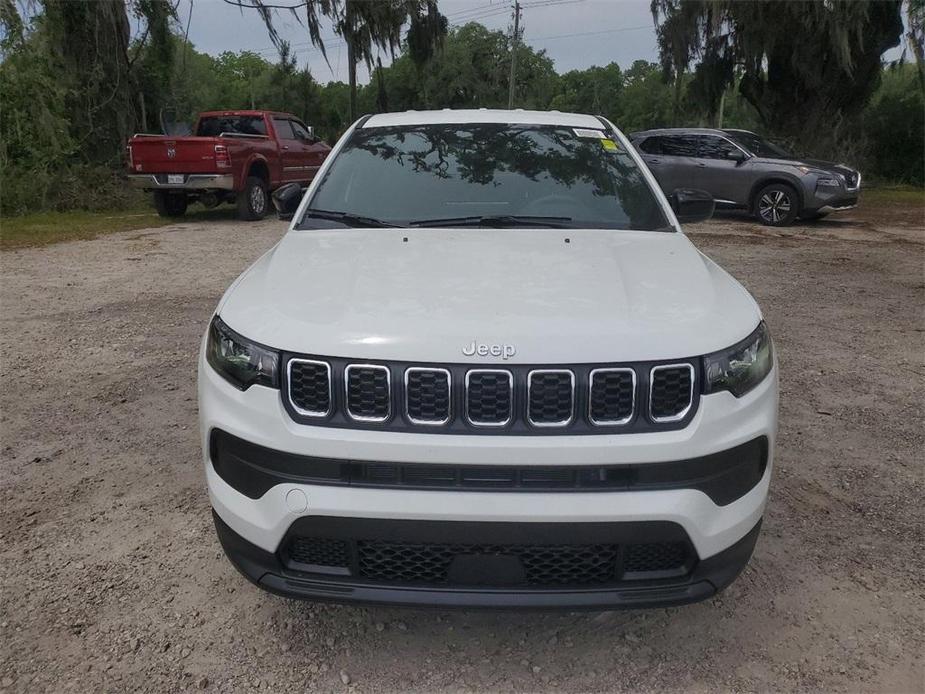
629,128,860,226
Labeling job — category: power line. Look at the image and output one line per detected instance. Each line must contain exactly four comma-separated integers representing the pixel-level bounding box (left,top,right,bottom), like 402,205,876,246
526,24,651,42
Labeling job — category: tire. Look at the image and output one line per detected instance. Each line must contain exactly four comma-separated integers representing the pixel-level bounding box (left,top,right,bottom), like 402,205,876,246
753,183,800,226
236,176,269,221
153,191,187,218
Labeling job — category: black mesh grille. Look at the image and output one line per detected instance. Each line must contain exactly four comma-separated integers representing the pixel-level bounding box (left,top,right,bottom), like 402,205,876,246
623,542,688,576
406,369,451,423
281,536,693,588
650,366,693,420
589,369,635,424
288,361,331,415
466,371,512,425
356,540,619,586
286,537,349,568
283,357,700,434
528,371,574,425
346,366,390,420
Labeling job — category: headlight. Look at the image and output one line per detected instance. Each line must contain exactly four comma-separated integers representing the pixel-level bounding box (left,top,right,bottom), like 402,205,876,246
816,177,841,187
206,316,279,390
704,321,773,397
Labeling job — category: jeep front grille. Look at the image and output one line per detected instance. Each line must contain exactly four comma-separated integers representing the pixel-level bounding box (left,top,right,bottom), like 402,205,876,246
345,364,391,422
465,370,513,426
405,368,451,425
282,356,698,434
649,364,695,422
588,368,635,425
527,370,575,426
288,359,332,417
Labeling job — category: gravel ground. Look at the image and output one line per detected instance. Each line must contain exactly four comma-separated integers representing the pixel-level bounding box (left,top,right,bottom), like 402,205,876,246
1,202,923,693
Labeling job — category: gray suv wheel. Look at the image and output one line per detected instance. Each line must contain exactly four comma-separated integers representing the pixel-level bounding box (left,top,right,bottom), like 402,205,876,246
754,183,799,226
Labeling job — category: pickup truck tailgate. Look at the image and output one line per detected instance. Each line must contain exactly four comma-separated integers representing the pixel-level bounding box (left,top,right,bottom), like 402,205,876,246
129,136,224,174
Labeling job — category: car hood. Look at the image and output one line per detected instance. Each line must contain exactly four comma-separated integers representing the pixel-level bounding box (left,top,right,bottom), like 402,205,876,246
756,156,857,176
218,228,761,363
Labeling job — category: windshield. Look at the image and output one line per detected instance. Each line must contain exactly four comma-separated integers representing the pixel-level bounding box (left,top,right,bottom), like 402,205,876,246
196,116,267,137
299,123,670,230
725,131,791,159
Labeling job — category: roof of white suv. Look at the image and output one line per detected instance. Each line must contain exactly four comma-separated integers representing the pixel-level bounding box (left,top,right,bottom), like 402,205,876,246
362,109,607,129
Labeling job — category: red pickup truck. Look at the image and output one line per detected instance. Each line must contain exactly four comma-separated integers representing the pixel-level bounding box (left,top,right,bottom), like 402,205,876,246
127,110,331,221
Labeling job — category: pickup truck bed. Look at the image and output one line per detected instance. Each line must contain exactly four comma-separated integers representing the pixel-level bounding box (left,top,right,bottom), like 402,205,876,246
127,110,330,221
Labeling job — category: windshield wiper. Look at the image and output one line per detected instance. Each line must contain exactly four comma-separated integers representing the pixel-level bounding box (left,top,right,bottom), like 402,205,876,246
408,214,574,228
302,208,401,228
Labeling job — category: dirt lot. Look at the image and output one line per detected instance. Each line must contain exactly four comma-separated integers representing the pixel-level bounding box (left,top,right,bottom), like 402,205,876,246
1,200,923,693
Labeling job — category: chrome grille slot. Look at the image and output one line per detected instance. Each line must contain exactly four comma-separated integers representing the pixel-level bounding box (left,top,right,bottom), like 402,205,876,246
465,369,513,426
345,364,391,422
589,368,635,425
527,369,575,427
649,364,695,423
287,359,332,417
405,368,451,425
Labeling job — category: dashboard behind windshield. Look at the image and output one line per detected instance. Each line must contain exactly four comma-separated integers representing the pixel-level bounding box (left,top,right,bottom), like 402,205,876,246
300,123,670,231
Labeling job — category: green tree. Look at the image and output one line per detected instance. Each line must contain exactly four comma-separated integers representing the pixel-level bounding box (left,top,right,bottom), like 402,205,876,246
651,0,905,158
549,63,623,121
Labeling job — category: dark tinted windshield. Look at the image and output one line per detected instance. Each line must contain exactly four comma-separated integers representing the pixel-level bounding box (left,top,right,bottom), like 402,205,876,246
301,124,669,230
196,116,267,137
725,131,791,159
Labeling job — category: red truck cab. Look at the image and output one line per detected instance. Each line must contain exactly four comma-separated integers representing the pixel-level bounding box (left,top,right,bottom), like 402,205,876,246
127,110,331,221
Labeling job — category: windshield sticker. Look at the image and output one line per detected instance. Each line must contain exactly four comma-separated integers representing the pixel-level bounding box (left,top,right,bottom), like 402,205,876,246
573,128,606,139
601,138,619,152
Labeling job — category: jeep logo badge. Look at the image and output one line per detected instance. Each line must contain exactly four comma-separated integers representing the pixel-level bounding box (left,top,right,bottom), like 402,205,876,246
462,341,516,360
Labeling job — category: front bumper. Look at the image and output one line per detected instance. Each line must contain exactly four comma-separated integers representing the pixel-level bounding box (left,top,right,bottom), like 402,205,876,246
128,173,234,190
214,510,763,609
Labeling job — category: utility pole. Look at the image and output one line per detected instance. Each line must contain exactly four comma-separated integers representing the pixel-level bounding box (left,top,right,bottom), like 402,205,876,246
507,0,521,109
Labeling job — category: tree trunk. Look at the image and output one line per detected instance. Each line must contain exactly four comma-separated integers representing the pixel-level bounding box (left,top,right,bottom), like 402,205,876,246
348,37,357,121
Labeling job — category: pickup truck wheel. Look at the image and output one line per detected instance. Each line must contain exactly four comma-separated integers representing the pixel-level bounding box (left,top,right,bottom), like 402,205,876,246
753,183,799,226
153,191,188,218
237,176,268,221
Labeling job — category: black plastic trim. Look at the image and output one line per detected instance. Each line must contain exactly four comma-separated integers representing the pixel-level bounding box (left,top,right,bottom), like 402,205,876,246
209,429,768,506
212,512,763,609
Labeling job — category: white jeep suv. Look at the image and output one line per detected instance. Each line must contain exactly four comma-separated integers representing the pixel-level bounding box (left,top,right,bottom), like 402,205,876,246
199,109,777,609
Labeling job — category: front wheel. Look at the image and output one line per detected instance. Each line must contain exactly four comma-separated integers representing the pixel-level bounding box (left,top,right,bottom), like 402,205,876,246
754,183,799,226
236,176,268,221
153,191,188,218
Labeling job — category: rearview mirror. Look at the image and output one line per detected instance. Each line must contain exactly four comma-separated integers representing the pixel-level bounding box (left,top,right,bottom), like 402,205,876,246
669,188,715,224
726,149,747,163
272,183,303,221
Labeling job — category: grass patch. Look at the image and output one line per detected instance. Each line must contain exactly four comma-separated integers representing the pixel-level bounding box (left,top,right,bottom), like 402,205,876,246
862,185,925,207
0,206,243,250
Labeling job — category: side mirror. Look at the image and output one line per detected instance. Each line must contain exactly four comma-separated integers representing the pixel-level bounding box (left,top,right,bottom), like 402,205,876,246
669,188,715,224
272,182,303,221
726,149,747,164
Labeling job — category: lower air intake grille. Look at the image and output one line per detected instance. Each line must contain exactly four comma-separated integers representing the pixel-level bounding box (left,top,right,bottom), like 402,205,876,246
357,540,619,586
649,365,694,421
345,365,390,421
286,537,349,568
623,542,688,576
282,537,692,587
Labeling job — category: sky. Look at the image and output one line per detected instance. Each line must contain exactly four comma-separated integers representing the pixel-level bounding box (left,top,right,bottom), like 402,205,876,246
177,0,663,84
